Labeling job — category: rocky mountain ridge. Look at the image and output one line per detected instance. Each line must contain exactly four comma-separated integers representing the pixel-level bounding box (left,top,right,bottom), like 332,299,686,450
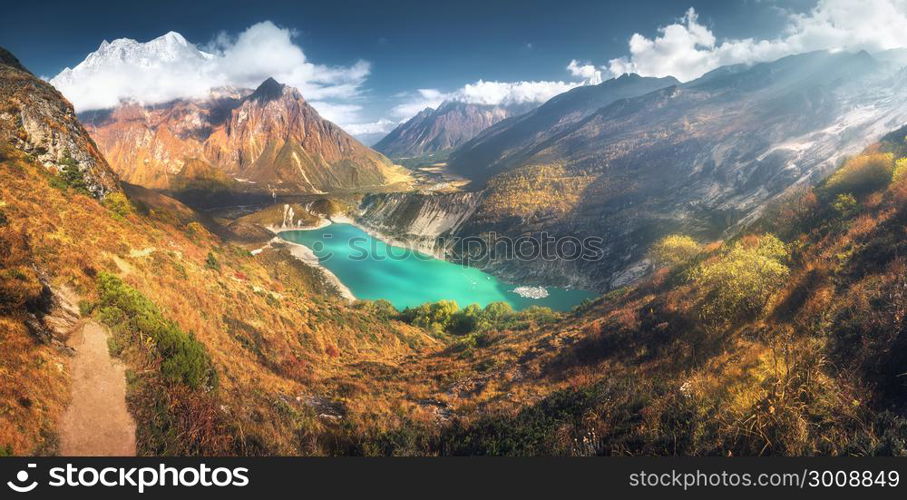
356,191,483,256
80,77,405,198
374,101,516,159
448,73,681,182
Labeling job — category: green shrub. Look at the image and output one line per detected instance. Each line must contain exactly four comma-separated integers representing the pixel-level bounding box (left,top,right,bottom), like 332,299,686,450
78,300,94,316
893,157,907,183
102,191,134,219
400,300,551,336
205,252,220,271
355,299,398,321
649,234,701,268
831,193,858,218
691,234,790,325
96,272,215,389
55,151,91,195
823,153,894,198
400,300,459,334
520,305,558,325
448,304,482,335
483,302,514,323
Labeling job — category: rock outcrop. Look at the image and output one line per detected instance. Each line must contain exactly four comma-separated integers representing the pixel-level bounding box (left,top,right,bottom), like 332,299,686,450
357,191,483,257
0,47,120,198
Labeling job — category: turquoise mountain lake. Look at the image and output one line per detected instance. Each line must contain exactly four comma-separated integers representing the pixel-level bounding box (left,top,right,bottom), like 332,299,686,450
278,223,595,311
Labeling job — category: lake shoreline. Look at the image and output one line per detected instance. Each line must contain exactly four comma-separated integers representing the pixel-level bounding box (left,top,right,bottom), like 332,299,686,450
256,221,357,302
331,214,447,260
276,222,595,311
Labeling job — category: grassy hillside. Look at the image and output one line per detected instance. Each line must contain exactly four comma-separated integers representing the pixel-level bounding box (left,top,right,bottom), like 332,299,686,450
0,143,440,455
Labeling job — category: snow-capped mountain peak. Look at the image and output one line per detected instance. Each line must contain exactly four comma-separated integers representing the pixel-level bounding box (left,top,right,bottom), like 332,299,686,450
63,31,210,75
50,31,216,111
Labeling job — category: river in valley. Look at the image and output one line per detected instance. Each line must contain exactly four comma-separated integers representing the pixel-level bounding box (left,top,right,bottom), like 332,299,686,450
278,223,595,311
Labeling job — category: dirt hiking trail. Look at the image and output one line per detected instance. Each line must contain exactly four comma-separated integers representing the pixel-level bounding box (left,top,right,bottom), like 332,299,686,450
60,321,136,456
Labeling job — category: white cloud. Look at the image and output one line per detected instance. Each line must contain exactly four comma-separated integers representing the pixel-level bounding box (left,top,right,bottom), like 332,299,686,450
306,101,365,128
207,22,371,101
388,55,619,122
390,78,590,121
50,22,372,129
602,0,907,82
342,119,398,136
567,60,603,85
455,80,580,106
389,89,449,120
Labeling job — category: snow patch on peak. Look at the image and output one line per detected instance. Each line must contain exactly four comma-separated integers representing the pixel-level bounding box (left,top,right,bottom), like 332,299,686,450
158,31,188,44
50,32,221,111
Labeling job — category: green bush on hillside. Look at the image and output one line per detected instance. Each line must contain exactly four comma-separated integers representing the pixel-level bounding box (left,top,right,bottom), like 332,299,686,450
399,300,459,334
691,234,790,325
823,153,894,198
831,193,858,218
398,299,554,336
53,151,91,195
102,191,134,219
96,272,215,389
649,234,702,268
893,158,907,183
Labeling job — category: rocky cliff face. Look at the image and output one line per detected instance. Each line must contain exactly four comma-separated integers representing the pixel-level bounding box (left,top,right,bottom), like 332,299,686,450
0,48,119,198
357,191,483,256
80,78,403,196
77,89,245,190
355,189,600,290
374,101,513,158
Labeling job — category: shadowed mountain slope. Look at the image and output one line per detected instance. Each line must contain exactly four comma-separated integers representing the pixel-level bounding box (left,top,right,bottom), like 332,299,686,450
375,101,514,159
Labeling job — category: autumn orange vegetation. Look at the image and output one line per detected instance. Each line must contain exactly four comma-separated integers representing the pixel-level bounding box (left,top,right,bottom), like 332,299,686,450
479,164,596,220
0,144,439,455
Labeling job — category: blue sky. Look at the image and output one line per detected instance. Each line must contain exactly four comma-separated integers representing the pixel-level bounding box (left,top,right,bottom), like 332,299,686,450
3,0,904,141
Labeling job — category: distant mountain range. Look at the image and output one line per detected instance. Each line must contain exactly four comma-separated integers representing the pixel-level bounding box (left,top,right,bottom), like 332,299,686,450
374,101,520,159
42,34,907,293
448,73,680,181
